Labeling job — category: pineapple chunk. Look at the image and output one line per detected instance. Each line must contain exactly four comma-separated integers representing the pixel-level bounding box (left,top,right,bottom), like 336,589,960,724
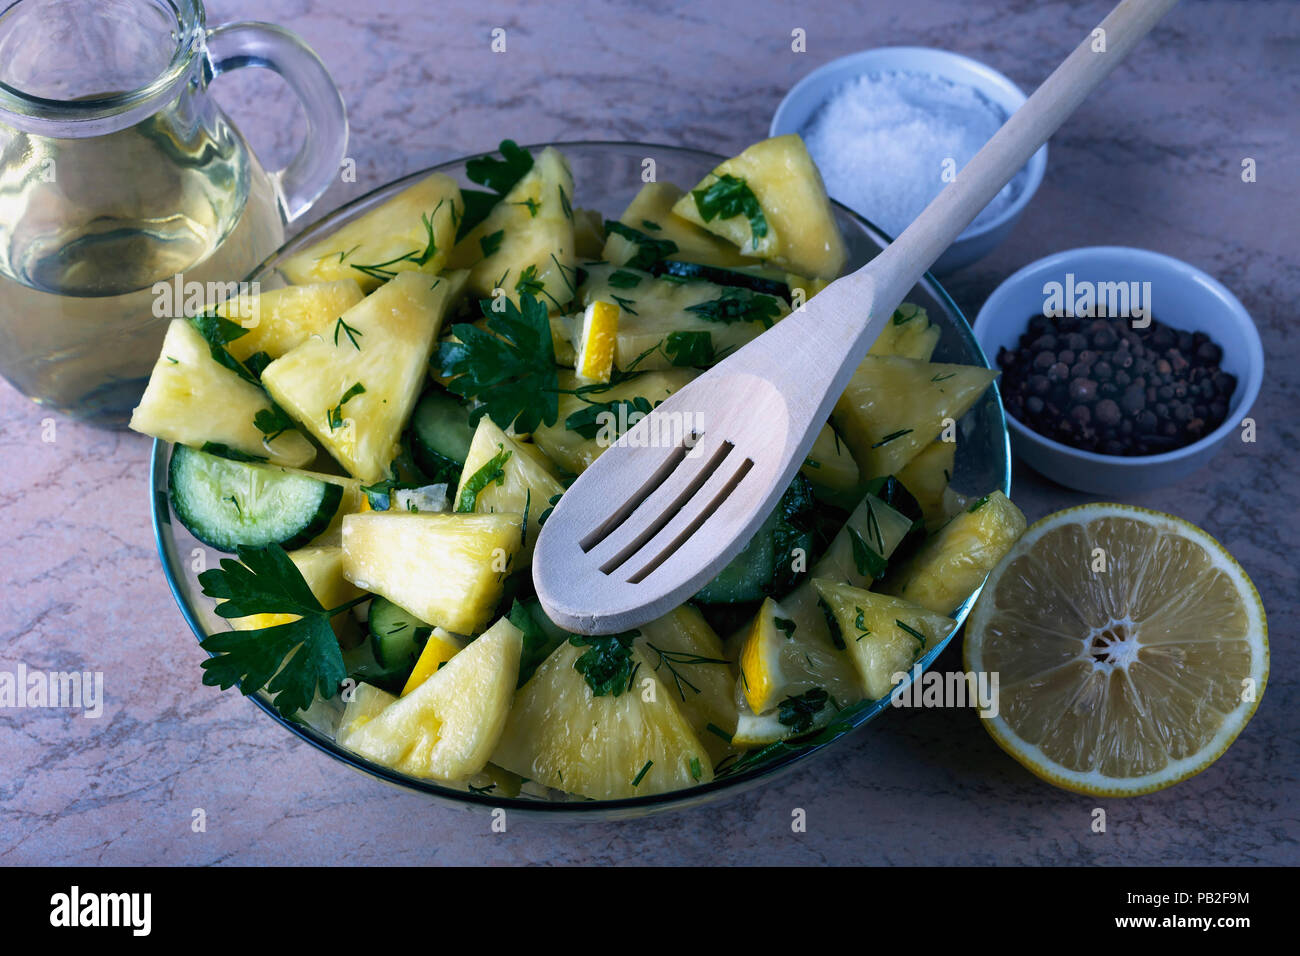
814,580,956,700
579,263,787,371
129,318,315,467
868,303,941,361
531,368,697,475
800,423,860,503
673,135,847,279
896,440,956,531
549,314,577,367
341,511,522,635
278,173,462,291
789,274,832,302
635,606,738,762
338,683,398,740
832,355,997,479
602,181,760,269
449,147,577,309
491,641,713,799
572,207,606,259
227,545,364,641
455,417,564,567
511,438,562,475
812,488,916,592
881,490,1027,615
216,279,365,362
262,270,466,482
341,617,522,781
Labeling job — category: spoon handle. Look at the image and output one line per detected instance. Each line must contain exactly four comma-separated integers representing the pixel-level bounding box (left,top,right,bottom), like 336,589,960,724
863,0,1180,313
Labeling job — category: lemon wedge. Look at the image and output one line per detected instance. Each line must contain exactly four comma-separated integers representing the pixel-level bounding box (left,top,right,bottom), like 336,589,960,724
400,627,465,696
574,299,619,383
737,597,796,714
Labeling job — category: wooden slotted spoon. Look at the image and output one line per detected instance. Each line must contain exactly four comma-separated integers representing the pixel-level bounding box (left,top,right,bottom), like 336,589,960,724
535,0,1180,634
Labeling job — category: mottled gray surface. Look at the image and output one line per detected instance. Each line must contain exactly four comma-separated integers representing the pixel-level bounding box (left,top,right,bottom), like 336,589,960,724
1,0,1296,865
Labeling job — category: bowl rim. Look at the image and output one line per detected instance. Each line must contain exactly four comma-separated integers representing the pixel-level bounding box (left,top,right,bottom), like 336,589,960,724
151,138,1012,815
972,244,1264,468
769,45,1049,245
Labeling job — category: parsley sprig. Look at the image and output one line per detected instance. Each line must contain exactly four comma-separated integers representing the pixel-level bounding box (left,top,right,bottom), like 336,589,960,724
456,444,512,512
327,382,366,431
190,313,257,385
253,402,295,443
623,330,725,370
604,220,678,270
691,174,768,241
569,632,641,697
458,140,534,240
684,287,782,328
198,544,366,718
466,139,534,194
435,293,559,433
564,395,656,440
777,687,829,733
848,527,888,580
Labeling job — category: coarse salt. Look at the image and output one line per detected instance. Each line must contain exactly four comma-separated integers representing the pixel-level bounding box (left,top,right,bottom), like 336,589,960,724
801,70,1026,239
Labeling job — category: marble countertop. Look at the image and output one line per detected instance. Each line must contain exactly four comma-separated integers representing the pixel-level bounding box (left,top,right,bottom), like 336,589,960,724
2,0,1296,865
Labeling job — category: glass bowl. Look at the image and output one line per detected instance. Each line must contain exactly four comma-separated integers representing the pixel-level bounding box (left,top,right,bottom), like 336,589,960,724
150,141,1011,819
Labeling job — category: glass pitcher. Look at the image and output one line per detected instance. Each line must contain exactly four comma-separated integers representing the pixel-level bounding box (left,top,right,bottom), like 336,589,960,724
0,0,347,427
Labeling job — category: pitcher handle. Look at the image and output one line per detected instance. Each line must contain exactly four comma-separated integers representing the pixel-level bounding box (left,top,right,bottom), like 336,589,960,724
203,22,349,224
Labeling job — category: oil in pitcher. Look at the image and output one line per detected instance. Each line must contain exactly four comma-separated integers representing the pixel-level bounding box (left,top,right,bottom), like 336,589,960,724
0,0,348,428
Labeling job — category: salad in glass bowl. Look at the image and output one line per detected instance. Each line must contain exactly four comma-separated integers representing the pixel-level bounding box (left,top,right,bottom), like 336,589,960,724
138,137,1022,813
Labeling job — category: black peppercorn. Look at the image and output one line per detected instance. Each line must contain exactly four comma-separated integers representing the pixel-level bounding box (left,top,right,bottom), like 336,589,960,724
1069,378,1098,403
1095,399,1122,426
1121,386,1146,415
999,312,1236,457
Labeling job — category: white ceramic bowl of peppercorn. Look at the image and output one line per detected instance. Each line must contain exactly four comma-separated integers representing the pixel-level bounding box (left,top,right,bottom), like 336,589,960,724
973,246,1263,495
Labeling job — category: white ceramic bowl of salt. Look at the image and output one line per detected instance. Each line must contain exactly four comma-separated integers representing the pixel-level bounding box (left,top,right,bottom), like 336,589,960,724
771,46,1047,274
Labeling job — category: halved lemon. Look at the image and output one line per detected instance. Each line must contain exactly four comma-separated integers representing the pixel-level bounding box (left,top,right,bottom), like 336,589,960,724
965,503,1268,796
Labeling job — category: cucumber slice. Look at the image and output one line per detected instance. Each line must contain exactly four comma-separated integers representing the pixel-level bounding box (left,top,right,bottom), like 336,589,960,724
168,445,343,552
695,474,816,603
649,260,791,301
368,596,432,671
410,389,476,484
342,640,407,694
694,529,776,604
